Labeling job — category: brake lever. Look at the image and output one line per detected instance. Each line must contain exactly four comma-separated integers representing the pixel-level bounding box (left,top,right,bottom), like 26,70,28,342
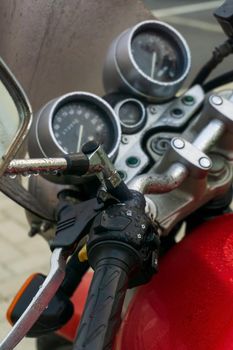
0,248,68,350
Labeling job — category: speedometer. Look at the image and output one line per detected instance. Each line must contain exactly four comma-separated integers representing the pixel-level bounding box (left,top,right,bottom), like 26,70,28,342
52,100,118,156
28,92,121,184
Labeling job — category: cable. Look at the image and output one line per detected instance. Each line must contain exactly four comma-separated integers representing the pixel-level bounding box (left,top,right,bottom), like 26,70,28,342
190,38,233,87
203,70,233,92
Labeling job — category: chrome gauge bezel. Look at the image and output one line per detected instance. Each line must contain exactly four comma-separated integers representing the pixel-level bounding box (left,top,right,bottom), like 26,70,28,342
28,91,121,184
103,20,191,102
29,91,121,160
115,98,146,134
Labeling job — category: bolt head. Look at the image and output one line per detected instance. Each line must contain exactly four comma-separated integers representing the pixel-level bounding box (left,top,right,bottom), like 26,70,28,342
137,233,142,239
199,157,211,168
211,95,223,106
149,106,157,114
121,136,128,144
173,138,185,149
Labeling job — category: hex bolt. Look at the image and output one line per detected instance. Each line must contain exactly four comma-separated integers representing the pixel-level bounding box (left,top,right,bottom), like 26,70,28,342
172,138,185,149
121,136,129,144
141,224,146,229
149,106,157,114
199,157,211,168
137,233,142,239
211,95,223,106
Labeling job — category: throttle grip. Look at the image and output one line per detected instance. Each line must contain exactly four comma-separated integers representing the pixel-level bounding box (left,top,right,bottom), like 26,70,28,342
73,190,159,350
73,259,129,350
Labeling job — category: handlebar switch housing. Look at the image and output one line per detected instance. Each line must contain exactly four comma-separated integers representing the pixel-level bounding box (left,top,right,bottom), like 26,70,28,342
87,190,160,286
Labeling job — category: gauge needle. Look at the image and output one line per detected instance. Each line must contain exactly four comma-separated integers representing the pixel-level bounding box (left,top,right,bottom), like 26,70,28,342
76,124,84,152
157,66,168,78
151,52,157,79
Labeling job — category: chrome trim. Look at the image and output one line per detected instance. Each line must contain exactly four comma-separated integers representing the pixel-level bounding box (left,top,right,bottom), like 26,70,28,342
0,57,32,175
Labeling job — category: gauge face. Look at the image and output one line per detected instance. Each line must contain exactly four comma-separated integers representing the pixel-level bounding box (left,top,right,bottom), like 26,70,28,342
103,20,191,101
131,30,184,83
52,101,117,155
119,101,141,125
28,92,121,184
116,99,146,134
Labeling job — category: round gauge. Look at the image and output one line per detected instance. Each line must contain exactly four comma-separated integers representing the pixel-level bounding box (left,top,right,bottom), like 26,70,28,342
28,92,121,184
115,98,146,134
52,101,117,155
131,31,183,83
103,20,191,102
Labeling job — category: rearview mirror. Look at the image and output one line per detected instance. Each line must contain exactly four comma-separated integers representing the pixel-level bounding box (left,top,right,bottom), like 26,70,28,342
0,57,32,176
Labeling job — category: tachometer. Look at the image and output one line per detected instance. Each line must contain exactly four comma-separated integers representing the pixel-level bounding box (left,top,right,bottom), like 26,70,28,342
103,20,191,102
131,30,181,83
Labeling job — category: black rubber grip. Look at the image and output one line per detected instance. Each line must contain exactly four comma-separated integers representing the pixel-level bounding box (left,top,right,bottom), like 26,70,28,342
73,261,129,350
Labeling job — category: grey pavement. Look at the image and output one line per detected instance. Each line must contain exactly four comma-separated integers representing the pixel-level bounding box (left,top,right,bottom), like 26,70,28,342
0,192,50,349
0,1,231,349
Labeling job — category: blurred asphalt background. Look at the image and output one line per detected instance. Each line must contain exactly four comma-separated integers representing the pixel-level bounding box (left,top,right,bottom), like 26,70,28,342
0,1,231,349
145,0,232,85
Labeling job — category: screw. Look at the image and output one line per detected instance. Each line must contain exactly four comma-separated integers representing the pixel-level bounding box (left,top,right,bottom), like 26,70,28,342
121,136,129,144
171,108,184,118
126,210,132,216
137,233,142,239
211,95,223,106
141,224,146,229
173,138,185,149
149,106,157,114
199,157,211,168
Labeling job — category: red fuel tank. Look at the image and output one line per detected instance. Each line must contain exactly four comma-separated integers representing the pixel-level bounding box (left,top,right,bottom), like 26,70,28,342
115,214,233,350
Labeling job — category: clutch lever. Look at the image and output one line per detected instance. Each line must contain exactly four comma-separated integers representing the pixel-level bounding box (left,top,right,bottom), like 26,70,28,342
0,248,68,350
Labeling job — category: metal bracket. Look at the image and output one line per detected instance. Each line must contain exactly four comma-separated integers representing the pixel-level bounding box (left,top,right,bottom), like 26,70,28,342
87,145,122,188
158,137,212,178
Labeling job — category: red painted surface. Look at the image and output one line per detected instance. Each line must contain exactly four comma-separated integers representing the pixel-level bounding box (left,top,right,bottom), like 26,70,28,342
115,214,233,350
58,214,233,349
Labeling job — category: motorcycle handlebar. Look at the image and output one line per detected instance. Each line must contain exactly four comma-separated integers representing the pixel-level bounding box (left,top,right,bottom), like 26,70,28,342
5,153,89,176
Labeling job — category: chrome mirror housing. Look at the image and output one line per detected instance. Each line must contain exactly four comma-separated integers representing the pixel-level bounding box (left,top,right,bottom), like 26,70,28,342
0,57,32,176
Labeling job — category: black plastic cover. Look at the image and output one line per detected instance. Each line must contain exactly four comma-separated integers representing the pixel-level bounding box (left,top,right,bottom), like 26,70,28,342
9,274,73,337
214,0,233,38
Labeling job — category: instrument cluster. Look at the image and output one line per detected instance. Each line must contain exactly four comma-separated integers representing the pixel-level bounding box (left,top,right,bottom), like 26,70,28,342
28,20,203,185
